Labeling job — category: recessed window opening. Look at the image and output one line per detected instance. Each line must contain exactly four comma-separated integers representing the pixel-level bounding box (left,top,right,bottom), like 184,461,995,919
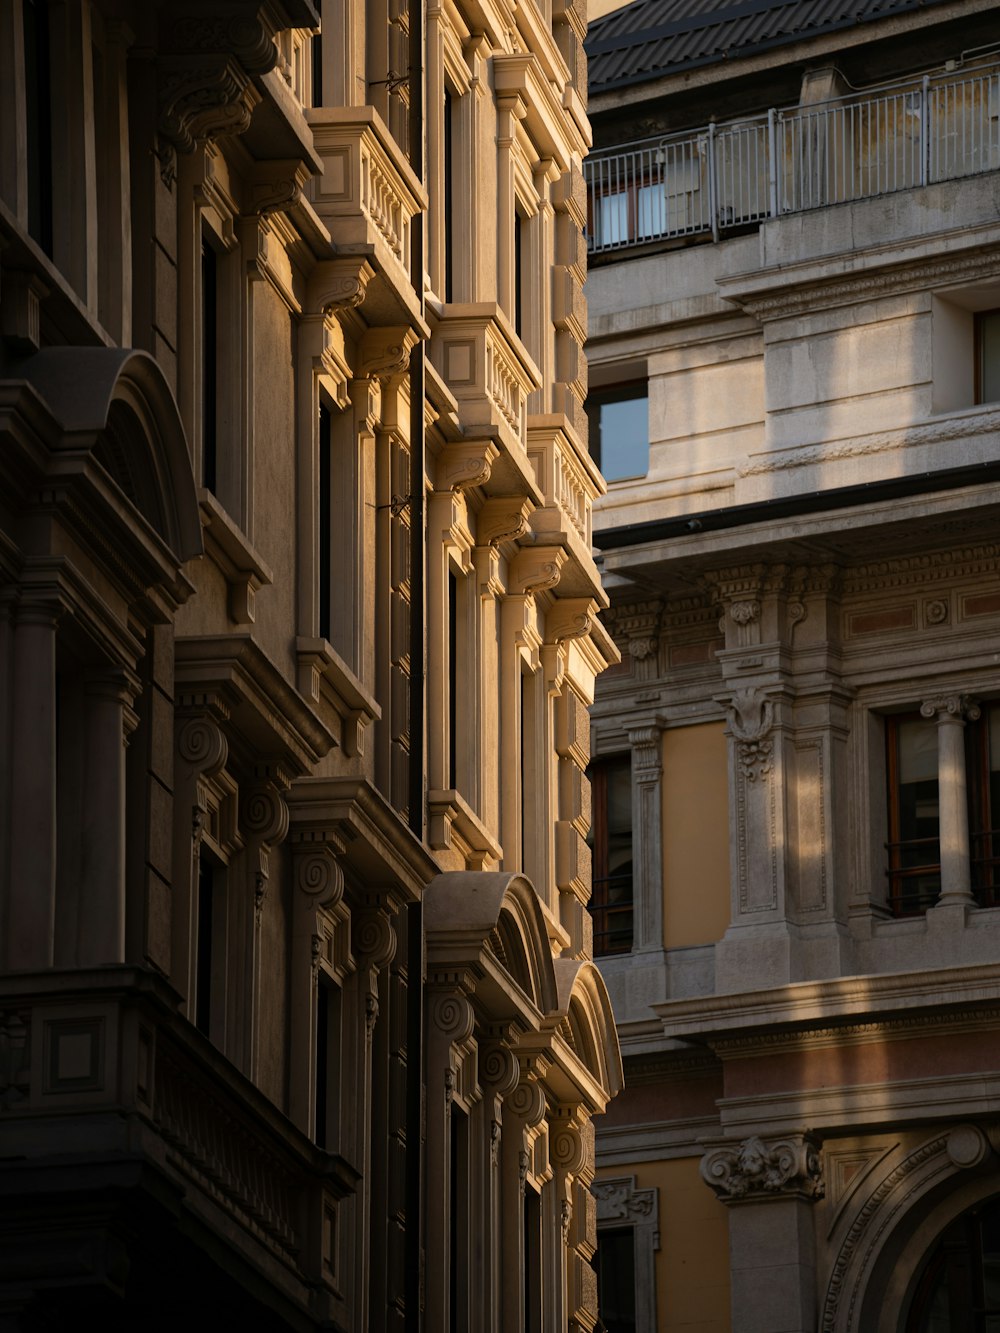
448,568,458,789
524,1184,542,1333
318,396,332,642
975,309,1000,404
514,208,526,338
23,0,54,254
597,1227,637,1333
587,381,649,483
311,0,323,106
444,88,455,303
315,974,342,1150
886,713,941,917
590,755,634,954
201,237,219,493
195,848,222,1036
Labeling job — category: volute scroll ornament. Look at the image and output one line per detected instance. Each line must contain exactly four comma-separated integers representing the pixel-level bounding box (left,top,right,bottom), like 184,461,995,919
700,1133,824,1203
727,689,776,783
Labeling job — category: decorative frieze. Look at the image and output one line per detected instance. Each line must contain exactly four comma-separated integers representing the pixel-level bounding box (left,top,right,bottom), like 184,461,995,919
700,1133,824,1203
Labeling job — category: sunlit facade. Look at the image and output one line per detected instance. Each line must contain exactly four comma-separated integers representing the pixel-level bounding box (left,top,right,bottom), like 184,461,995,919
585,0,1000,1329
0,1,622,1328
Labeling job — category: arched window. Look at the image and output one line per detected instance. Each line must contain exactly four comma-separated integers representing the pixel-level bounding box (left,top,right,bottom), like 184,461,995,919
906,1195,1000,1332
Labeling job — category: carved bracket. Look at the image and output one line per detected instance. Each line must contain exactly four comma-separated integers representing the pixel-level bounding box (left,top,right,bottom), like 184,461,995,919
727,689,776,783
701,1133,824,1204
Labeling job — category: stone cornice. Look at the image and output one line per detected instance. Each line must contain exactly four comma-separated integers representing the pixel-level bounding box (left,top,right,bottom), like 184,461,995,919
739,406,1000,480
654,960,1000,1048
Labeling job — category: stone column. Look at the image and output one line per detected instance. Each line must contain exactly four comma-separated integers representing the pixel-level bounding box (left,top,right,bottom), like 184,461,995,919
78,669,135,965
701,1133,824,1333
627,723,665,954
7,601,59,971
921,694,979,907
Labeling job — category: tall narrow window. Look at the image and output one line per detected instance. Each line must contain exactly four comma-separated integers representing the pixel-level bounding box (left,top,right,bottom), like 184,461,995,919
597,1228,637,1333
23,0,53,254
444,89,454,303
311,0,323,106
318,398,332,642
524,1186,542,1333
195,852,218,1036
590,756,634,954
975,309,1000,404
315,975,341,1150
514,210,526,338
448,570,458,789
886,714,940,916
201,239,219,493
449,1105,469,1332
969,706,1000,906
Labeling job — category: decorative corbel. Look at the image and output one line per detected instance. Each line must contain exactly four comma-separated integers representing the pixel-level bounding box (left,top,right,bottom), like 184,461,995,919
247,159,313,216
476,496,535,547
700,1133,824,1204
359,325,421,380
511,546,567,597
242,764,292,926
439,439,501,492
309,256,377,315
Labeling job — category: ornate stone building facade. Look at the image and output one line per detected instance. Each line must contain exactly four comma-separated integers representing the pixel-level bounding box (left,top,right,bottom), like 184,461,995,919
584,0,1000,1329
0,1,621,1329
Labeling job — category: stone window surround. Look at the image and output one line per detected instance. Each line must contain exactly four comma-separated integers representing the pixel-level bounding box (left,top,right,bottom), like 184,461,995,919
593,1172,659,1333
854,687,999,919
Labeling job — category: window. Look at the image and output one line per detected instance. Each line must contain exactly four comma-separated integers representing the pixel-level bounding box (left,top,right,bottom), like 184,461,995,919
586,383,649,483
886,713,941,916
597,1229,637,1333
590,756,633,954
201,236,219,492
885,704,1000,916
593,1176,659,1333
318,396,332,642
23,0,53,254
976,309,1000,403
906,1195,1000,1332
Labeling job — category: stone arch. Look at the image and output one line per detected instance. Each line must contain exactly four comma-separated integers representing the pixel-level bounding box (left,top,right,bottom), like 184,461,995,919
423,871,558,1020
822,1124,1000,1333
17,346,202,562
553,958,624,1103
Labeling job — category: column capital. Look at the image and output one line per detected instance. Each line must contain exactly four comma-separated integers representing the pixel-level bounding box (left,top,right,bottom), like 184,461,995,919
700,1132,824,1205
920,694,981,724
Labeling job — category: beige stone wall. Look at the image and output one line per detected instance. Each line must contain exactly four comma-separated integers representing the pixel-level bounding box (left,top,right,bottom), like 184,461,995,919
662,722,730,950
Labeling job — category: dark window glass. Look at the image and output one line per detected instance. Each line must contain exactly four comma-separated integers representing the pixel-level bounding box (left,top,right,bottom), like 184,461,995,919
444,88,454,303
976,309,1000,404
23,0,53,254
514,211,525,338
201,240,218,492
311,0,322,106
907,1196,1000,1332
590,756,634,954
195,853,216,1036
886,714,940,916
524,1186,542,1333
968,706,1000,907
318,400,332,641
597,1228,637,1333
587,383,649,482
448,570,458,789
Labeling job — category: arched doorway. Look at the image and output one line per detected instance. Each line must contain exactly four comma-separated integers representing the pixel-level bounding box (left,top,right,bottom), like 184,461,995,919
906,1195,1000,1332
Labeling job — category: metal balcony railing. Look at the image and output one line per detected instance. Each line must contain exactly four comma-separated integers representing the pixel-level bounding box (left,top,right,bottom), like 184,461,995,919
585,65,1000,254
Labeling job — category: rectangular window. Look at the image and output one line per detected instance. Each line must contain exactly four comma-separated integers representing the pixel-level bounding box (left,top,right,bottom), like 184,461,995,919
975,309,1000,404
590,755,634,954
195,850,225,1039
311,0,322,106
587,382,649,483
886,705,1000,916
315,975,341,1150
886,713,941,917
524,1186,542,1333
444,88,455,303
969,705,1000,906
597,1228,637,1333
318,398,332,642
201,238,219,492
514,209,526,338
448,569,458,789
23,0,53,254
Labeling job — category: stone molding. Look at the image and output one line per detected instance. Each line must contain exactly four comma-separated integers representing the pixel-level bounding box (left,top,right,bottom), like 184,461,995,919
700,1133,824,1203
920,693,981,723
593,1174,660,1333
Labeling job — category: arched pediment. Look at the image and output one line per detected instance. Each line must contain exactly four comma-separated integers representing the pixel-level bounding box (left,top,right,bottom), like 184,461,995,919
552,958,624,1102
17,347,202,563
423,871,558,1019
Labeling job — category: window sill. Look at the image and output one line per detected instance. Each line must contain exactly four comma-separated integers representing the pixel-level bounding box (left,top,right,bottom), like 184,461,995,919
295,637,381,758
427,788,502,870
199,489,273,625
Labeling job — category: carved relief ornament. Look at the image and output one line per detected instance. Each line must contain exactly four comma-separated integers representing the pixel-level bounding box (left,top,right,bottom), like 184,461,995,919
727,690,775,782
700,1134,824,1203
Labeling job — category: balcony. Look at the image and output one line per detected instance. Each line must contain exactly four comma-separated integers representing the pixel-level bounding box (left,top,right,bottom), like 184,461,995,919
430,304,542,495
586,62,1000,255
305,106,426,317
0,968,357,1323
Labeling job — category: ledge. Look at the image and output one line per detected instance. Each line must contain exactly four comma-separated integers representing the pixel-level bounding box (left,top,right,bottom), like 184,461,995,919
427,788,503,869
295,636,380,758
199,489,273,625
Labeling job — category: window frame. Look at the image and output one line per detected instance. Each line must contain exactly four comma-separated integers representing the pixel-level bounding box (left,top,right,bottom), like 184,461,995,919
593,1175,659,1333
589,754,634,956
586,380,649,483
974,307,1000,405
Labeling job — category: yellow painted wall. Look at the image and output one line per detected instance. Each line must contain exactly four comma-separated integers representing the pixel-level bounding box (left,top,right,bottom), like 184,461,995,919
597,1157,731,1332
662,723,731,949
